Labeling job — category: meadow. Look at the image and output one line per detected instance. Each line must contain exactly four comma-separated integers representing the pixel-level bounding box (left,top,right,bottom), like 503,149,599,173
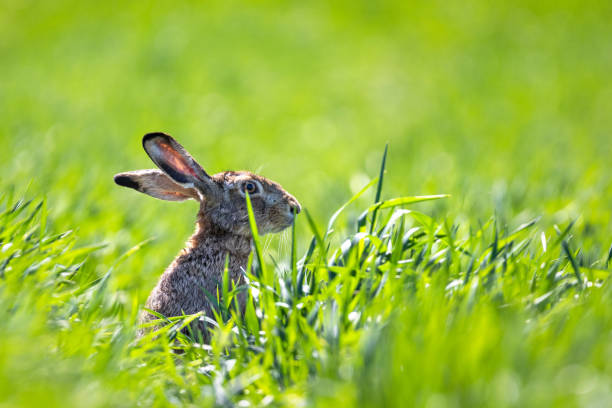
1,1,611,407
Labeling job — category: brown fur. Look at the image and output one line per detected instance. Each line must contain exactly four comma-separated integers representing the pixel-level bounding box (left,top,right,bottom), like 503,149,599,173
114,133,300,341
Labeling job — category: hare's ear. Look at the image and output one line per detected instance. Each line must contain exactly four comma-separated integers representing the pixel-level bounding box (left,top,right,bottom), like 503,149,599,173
142,132,218,197
114,169,200,201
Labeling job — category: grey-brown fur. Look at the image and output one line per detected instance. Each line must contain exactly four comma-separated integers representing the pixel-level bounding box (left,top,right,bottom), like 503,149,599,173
114,132,300,340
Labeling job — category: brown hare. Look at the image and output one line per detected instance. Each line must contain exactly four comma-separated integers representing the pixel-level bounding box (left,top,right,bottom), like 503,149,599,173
114,132,301,340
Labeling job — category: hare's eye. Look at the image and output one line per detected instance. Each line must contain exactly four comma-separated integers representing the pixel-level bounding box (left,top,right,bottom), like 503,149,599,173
243,181,259,195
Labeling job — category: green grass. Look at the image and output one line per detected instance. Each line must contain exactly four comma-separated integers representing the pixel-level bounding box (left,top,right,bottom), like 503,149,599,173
2,156,612,407
1,0,612,407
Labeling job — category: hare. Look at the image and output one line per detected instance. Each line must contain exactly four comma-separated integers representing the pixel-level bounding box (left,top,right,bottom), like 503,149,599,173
114,132,301,340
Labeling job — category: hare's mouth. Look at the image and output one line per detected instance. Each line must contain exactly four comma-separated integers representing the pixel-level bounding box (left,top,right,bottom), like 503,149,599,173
269,212,295,233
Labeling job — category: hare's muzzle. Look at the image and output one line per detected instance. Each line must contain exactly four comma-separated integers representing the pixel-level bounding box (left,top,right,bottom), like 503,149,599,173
286,196,301,214
290,202,301,214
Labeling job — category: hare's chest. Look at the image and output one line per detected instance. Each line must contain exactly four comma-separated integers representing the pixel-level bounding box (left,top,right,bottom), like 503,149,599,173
176,255,246,302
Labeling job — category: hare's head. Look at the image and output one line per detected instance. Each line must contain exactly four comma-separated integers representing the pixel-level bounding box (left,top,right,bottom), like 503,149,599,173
114,133,301,236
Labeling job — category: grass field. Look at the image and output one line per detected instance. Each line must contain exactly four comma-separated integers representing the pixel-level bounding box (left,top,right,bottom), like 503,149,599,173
1,1,612,407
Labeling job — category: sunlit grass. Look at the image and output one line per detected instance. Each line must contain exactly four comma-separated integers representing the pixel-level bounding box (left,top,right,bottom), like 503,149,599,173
1,147,611,406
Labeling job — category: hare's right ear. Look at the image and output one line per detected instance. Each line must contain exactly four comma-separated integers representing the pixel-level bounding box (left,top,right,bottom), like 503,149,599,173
114,169,200,201
142,132,219,198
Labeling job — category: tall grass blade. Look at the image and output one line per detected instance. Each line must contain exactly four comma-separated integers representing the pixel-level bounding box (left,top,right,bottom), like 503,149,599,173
369,144,388,234
291,212,298,289
245,192,266,279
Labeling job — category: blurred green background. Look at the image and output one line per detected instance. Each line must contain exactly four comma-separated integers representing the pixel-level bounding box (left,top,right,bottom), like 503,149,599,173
3,0,612,300
1,0,611,301
1,0,612,406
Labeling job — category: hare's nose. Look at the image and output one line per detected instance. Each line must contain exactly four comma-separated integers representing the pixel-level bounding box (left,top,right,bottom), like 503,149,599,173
289,200,301,214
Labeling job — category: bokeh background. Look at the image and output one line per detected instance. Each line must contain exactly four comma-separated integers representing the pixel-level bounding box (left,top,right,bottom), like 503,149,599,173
1,0,611,364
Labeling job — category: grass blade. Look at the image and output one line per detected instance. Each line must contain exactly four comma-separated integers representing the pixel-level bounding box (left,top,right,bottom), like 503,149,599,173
369,144,388,234
326,177,379,238
245,191,266,279
562,240,583,288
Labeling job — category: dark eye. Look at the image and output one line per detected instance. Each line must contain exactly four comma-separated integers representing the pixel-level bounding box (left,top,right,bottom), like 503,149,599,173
242,181,259,195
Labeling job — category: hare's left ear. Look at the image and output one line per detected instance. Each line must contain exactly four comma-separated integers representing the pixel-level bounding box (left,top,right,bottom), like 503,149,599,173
114,169,200,201
142,132,220,198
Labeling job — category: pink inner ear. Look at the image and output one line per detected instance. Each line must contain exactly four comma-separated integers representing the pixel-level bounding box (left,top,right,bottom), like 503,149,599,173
159,141,199,178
